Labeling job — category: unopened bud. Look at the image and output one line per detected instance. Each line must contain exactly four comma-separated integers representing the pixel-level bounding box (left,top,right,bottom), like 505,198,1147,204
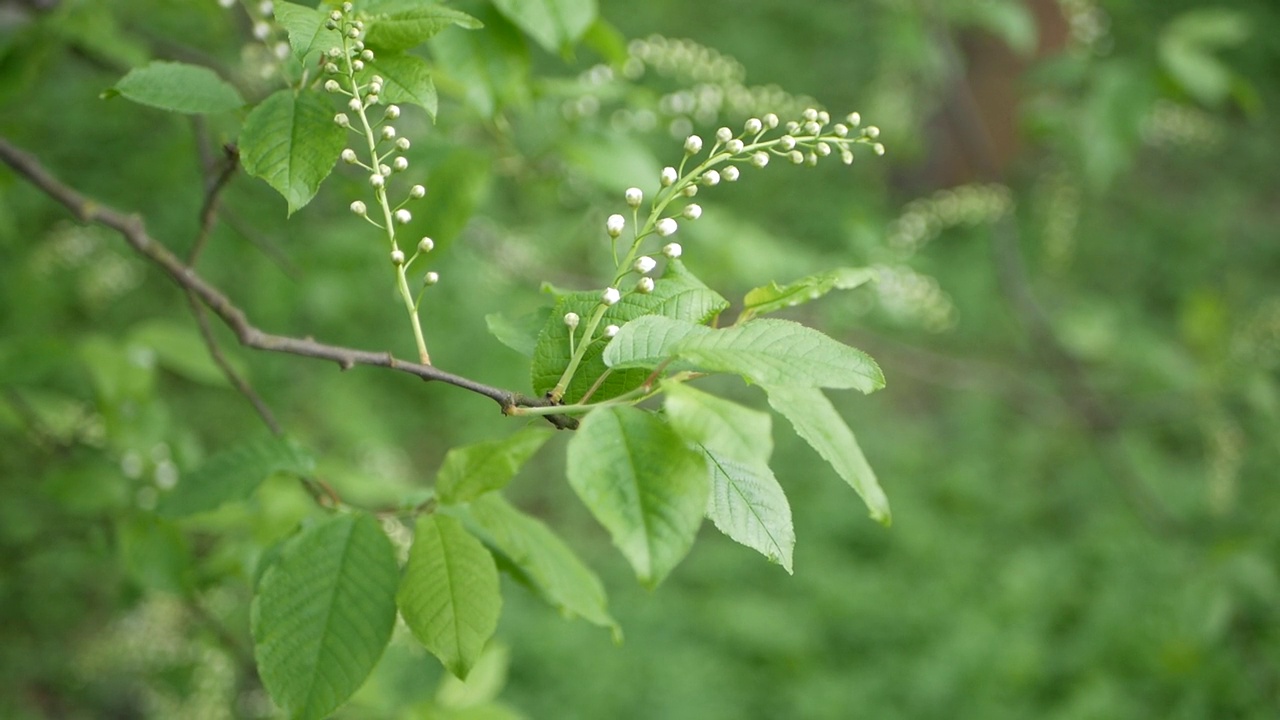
682,204,702,220
418,236,435,252
604,324,620,338
633,256,657,274
636,277,655,294
564,312,580,328
410,184,426,199
390,249,405,265
624,187,643,208
394,209,412,224
662,242,682,258
601,287,621,306
660,166,678,187
656,218,678,237
606,213,626,238
684,134,703,154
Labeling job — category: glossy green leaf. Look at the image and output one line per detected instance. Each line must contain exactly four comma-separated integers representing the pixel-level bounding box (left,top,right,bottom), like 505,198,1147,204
678,319,884,392
603,315,711,371
435,427,554,505
662,382,771,462
566,406,707,587
108,61,243,114
157,435,314,517
485,307,551,357
273,2,342,64
765,385,891,526
531,260,728,403
739,267,877,322
399,514,502,679
701,447,795,573
491,0,597,55
469,493,617,633
365,5,482,53
252,513,400,720
365,53,438,119
240,88,345,215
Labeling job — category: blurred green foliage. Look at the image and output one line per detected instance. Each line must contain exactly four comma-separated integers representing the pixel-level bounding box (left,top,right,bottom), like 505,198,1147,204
1,0,1278,717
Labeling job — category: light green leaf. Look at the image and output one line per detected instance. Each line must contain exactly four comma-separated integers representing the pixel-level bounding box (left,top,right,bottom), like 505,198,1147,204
435,427,554,505
108,61,243,114
702,447,795,573
365,5,482,53
366,53,438,119
602,315,710,371
566,406,707,587
531,260,727,403
157,435,314,517
765,385,890,526
491,0,597,55
662,381,771,462
469,493,617,633
273,2,342,65
399,514,502,679
428,6,528,118
252,513,400,720
128,318,247,387
240,89,345,215
485,307,551,357
739,267,878,322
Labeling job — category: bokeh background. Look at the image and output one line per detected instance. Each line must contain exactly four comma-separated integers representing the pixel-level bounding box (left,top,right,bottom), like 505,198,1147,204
1,0,1278,717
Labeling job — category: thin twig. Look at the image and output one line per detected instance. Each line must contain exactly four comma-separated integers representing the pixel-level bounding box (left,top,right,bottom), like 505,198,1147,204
0,137,576,429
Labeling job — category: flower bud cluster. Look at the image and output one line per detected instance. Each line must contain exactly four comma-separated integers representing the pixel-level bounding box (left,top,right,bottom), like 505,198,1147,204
885,184,1012,258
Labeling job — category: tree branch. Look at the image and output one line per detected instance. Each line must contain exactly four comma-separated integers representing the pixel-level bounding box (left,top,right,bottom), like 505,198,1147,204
0,136,576,429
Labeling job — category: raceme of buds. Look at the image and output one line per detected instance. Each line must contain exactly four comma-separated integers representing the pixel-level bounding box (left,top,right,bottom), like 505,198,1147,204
656,218,678,237
601,287,621,306
564,312,581,329
606,213,626,238
662,242,682,258
636,277,655,294
625,187,643,208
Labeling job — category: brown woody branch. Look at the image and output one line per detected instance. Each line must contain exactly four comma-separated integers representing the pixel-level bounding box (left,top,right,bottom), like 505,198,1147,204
0,137,577,430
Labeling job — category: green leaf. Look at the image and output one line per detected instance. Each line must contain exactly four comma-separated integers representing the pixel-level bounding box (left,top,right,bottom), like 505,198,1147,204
485,307,551,357
399,514,502,679
365,5,483,53
118,514,195,594
491,0,597,55
274,2,342,65
566,406,707,587
108,61,243,114
128,318,248,387
365,53,438,119
469,493,617,633
739,267,878,322
252,513,400,720
603,315,711,371
435,427,554,505
662,382,793,572
765,385,891,526
428,7,528,118
157,435,314,517
240,89,345,215
677,319,884,392
530,259,728,403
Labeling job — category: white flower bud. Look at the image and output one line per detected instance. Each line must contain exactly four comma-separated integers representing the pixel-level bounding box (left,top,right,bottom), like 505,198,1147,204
744,117,763,134
715,127,733,143
368,82,382,96
841,149,854,165
350,200,367,215
625,187,643,208
779,135,796,151
682,203,702,220
334,113,350,127
679,185,696,198
604,324,620,338
700,170,720,186
606,213,626,238
563,312,580,328
751,151,769,168
341,148,357,163
380,163,392,176
790,150,805,164
816,142,831,156
818,110,830,125
385,105,401,119
394,209,412,224
324,79,340,93
372,75,384,86
381,125,396,140
393,156,408,171
807,152,818,166
351,58,364,71
361,49,375,61
633,255,657,274
418,236,434,252
864,125,880,139
723,165,740,181
390,249,405,265
636,277,655,294
873,143,886,156
833,123,849,137
348,28,360,40
601,287,621,306
342,2,352,12
803,121,821,135
786,121,800,134
369,173,384,188
763,113,779,129
327,47,342,58
662,242,682,258
410,184,426,199
847,112,862,127
396,137,411,151
253,22,270,40
802,108,818,122
656,218,678,237
661,166,678,187
347,97,361,112
330,8,343,18
726,139,744,154
684,134,703,154
325,62,339,74
423,271,439,285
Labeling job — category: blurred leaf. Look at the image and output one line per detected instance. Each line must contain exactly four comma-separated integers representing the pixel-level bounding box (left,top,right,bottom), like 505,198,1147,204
435,426,554,505
399,514,502,679
765,385,890,526
580,17,629,65
106,61,243,114
470,493,618,633
429,7,528,118
435,643,511,710
491,0,597,55
78,335,156,407
957,0,1036,56
364,5,483,53
739,267,877,323
1159,9,1250,107
128,318,247,387
252,513,400,720
240,88,345,215
566,406,707,588
274,2,342,65
531,260,728,403
157,435,314,517
366,53,439,119
414,147,492,247
485,307,551,357
563,131,663,195
117,514,194,594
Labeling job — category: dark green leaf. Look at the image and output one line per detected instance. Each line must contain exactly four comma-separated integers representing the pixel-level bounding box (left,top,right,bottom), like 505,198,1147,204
435,427,554,505
109,61,243,114
366,53,438,119
240,89,345,215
